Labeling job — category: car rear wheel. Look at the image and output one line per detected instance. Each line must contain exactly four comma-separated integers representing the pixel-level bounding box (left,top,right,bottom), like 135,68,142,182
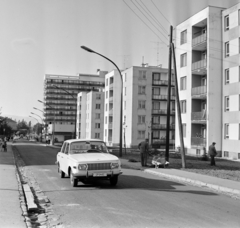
110,176,118,186
58,164,65,178
70,169,78,187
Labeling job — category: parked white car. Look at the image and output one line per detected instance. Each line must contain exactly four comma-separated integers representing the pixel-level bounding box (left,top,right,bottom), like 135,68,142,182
56,139,122,187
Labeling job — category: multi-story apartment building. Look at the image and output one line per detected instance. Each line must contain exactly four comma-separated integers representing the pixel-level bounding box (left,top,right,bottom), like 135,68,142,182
77,91,104,140
175,6,224,156
222,4,240,160
43,71,106,142
104,66,175,148
104,70,122,146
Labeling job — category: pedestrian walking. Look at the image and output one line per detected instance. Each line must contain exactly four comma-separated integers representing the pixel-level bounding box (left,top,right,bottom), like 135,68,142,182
208,142,217,166
3,137,7,152
138,138,149,167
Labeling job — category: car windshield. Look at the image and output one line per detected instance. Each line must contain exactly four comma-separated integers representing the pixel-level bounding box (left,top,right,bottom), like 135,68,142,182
70,141,109,154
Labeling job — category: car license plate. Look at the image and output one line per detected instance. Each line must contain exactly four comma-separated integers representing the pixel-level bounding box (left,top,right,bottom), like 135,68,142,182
93,173,107,177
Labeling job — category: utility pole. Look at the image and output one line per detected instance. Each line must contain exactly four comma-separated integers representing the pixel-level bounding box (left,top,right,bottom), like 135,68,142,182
171,43,186,168
165,25,173,162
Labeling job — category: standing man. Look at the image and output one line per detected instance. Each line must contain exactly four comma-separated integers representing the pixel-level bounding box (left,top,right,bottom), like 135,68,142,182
208,142,217,166
138,139,149,167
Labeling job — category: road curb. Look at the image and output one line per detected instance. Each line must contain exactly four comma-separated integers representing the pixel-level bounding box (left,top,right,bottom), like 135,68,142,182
144,169,240,199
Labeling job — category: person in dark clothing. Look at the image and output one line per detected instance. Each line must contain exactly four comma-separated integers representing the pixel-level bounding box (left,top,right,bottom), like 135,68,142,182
208,142,217,166
138,139,149,167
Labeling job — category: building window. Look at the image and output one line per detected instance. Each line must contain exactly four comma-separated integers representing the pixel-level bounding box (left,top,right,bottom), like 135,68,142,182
224,151,229,157
106,91,108,99
180,30,187,44
239,10,240,25
225,69,229,84
105,116,107,124
225,42,229,57
124,101,126,110
95,113,100,119
225,96,229,111
125,73,127,82
138,130,145,139
180,76,187,90
95,123,100,129
96,94,101,100
138,100,146,109
153,73,161,80
96,104,101,109
225,124,229,139
180,100,187,113
180,53,187,67
183,124,186,137
153,116,160,124
106,78,108,86
124,87,127,96
153,87,160,95
139,71,146,80
138,86,146,94
95,133,100,139
224,15,229,31
105,103,108,111
153,131,159,139
138,115,145,124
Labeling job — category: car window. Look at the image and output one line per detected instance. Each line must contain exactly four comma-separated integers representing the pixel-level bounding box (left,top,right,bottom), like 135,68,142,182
64,143,69,154
70,141,109,154
61,143,66,153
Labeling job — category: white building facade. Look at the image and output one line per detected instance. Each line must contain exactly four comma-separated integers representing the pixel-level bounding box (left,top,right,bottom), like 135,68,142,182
175,6,223,156
222,4,240,160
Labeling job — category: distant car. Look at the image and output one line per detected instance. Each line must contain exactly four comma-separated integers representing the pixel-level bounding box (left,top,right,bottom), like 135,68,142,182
56,139,122,187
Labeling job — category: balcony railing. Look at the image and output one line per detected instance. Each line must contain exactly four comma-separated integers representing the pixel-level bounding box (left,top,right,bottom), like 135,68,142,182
152,124,175,129
152,80,175,86
152,109,175,115
191,111,206,121
191,137,206,146
152,95,175,100
192,33,207,47
192,59,207,71
191,85,207,96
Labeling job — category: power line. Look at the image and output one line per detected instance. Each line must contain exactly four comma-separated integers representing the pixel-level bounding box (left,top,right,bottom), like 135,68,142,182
130,0,169,41
122,0,168,46
151,0,172,25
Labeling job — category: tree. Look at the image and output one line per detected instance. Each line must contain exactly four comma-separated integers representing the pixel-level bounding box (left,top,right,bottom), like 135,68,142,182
33,123,43,135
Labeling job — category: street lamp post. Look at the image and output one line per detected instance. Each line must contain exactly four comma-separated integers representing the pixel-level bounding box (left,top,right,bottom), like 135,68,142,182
38,100,56,145
33,107,47,139
123,124,127,155
52,84,76,139
81,45,123,157
31,112,44,142
29,115,39,139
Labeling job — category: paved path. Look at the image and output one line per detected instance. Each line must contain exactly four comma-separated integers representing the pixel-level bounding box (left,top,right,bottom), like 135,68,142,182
0,143,25,228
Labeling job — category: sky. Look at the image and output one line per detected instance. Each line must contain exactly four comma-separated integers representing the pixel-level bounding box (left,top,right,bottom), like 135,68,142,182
0,0,239,124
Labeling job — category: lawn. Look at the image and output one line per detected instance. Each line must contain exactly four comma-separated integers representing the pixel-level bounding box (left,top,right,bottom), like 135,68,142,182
112,150,240,182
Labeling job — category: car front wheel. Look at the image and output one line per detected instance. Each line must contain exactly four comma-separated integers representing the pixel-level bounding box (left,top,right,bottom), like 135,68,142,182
70,169,78,187
110,176,118,186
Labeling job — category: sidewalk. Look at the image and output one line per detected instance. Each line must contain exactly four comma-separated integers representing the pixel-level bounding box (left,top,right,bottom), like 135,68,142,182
120,158,240,198
0,143,26,228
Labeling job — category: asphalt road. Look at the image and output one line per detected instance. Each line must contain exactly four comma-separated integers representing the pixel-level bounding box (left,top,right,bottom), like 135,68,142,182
14,142,240,228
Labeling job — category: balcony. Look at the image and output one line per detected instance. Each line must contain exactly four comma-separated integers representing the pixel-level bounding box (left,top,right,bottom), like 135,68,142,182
191,137,206,146
192,85,207,99
108,122,113,129
192,33,207,51
152,95,175,100
152,109,175,115
191,111,206,122
192,59,207,75
152,80,175,86
152,124,175,130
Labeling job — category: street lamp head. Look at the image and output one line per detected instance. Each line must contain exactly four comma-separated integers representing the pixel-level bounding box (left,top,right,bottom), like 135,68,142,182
38,100,43,104
31,112,34,114
81,46,95,53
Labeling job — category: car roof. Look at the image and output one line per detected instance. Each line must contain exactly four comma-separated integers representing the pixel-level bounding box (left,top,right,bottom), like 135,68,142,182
64,139,104,144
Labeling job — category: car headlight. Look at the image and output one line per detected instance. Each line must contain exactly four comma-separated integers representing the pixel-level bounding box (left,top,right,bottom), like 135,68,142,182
111,162,119,169
78,164,88,170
